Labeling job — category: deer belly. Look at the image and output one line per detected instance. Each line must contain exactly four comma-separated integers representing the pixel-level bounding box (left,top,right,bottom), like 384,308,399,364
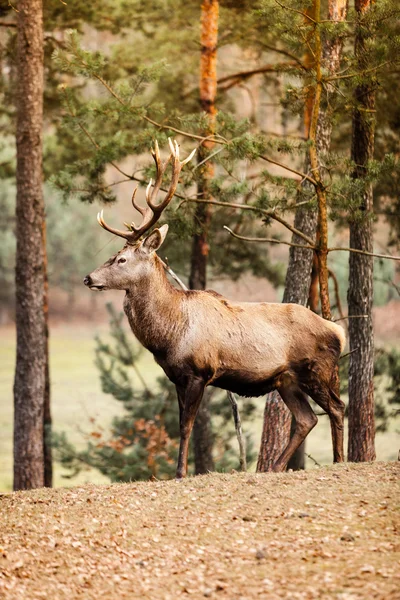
212,369,284,398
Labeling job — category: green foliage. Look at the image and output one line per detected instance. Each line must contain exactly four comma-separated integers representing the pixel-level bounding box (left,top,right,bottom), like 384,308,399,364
0,181,99,308
52,304,256,482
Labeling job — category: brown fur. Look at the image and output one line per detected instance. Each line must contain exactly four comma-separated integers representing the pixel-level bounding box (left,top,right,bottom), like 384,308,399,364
84,228,346,478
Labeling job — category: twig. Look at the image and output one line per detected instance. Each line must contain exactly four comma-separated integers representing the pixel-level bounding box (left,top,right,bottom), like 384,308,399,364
326,61,391,81
328,268,345,322
339,348,359,360
223,226,316,250
193,147,225,170
217,62,299,87
328,247,400,261
306,453,321,467
334,315,368,322
274,0,318,23
228,392,247,472
160,258,188,291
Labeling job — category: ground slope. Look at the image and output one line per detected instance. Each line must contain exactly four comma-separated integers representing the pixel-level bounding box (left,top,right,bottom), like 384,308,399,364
0,462,399,600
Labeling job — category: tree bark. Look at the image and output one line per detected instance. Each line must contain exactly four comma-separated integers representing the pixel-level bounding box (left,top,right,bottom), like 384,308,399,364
257,391,291,472
13,0,46,490
190,0,219,475
347,0,376,463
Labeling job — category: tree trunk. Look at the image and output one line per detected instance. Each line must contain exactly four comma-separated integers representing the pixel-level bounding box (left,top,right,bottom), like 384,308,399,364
13,0,46,491
257,0,347,472
347,0,376,463
257,391,291,472
42,221,53,487
190,0,219,475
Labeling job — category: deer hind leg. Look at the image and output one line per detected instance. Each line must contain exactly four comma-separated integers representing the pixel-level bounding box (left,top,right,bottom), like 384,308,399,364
175,378,205,480
272,386,317,473
306,383,345,464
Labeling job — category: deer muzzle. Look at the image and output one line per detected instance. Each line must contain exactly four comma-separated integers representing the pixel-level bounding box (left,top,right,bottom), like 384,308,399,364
83,275,106,291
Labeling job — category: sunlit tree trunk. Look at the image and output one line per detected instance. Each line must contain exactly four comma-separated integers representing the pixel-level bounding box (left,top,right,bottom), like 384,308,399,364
190,0,219,475
13,0,47,490
347,0,376,463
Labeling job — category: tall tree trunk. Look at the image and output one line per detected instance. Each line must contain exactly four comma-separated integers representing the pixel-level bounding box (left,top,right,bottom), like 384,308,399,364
42,221,53,487
347,0,376,463
190,0,218,475
13,0,46,491
257,0,347,472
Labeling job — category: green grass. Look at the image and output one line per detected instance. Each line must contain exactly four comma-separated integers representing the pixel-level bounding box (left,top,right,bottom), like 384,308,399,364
1,325,398,492
0,325,163,491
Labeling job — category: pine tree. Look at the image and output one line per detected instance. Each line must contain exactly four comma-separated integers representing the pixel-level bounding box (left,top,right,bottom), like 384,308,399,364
13,0,47,490
347,0,377,462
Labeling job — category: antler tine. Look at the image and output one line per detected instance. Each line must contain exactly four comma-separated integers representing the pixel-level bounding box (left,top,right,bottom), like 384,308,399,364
181,147,197,166
146,141,172,210
131,187,146,217
97,210,137,242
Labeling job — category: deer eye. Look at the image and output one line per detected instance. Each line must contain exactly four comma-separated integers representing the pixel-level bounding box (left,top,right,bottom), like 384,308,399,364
118,257,127,264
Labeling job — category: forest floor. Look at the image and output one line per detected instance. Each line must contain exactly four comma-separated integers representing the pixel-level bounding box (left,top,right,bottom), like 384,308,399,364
0,462,398,600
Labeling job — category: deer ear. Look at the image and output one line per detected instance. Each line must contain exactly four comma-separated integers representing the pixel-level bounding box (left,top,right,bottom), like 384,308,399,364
142,224,169,253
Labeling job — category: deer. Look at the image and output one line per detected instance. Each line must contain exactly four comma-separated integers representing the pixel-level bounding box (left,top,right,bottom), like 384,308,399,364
84,139,346,479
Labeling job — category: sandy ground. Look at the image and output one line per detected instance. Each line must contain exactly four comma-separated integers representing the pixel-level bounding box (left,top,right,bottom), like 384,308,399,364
0,462,398,600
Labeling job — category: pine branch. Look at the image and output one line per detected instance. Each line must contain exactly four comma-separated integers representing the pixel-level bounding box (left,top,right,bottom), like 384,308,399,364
66,72,316,186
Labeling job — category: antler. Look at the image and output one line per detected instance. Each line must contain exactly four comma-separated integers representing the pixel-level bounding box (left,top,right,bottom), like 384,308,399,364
97,139,196,244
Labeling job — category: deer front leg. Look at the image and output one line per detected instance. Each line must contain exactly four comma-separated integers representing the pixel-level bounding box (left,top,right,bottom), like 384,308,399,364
175,378,205,479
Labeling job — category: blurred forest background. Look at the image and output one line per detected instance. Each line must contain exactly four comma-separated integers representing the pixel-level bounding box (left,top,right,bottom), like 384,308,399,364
0,0,399,492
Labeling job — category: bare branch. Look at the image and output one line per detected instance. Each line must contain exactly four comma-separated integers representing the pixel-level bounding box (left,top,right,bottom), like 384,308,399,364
334,315,368,322
306,453,321,467
273,0,318,23
228,392,247,472
223,226,316,250
160,258,188,291
184,198,316,245
218,62,300,88
328,247,400,261
326,61,392,82
258,154,318,186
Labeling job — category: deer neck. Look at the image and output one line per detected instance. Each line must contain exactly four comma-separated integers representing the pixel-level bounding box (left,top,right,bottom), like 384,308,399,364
123,256,186,356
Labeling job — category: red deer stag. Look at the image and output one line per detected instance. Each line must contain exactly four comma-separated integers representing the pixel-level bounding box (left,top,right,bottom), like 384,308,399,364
84,139,346,479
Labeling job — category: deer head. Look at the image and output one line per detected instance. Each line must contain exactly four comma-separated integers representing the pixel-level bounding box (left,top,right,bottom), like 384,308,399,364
83,139,195,291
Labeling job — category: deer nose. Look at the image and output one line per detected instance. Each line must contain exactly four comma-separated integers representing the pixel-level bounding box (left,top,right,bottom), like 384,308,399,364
83,275,92,286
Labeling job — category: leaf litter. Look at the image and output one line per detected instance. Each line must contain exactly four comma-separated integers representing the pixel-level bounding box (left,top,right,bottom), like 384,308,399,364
0,462,399,599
